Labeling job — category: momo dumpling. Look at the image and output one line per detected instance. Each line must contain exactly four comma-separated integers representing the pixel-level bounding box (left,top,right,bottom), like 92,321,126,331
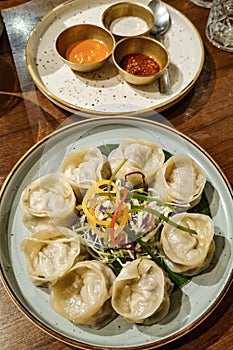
61,147,111,201
108,138,165,188
162,155,206,207
111,259,173,324
148,168,168,201
21,227,88,286
159,212,215,275
20,174,77,232
50,260,117,328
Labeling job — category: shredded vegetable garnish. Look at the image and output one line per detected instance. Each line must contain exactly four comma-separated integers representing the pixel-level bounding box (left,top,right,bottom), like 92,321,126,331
80,177,196,246
132,205,197,235
107,158,128,192
110,188,128,245
124,170,147,188
72,165,197,287
71,156,199,288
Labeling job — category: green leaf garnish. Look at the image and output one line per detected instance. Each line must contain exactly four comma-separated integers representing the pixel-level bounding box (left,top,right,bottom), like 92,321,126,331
189,190,212,217
136,238,190,288
98,144,118,156
163,149,173,161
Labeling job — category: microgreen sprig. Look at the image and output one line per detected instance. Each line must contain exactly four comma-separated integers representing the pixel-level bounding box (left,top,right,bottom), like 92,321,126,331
132,205,197,235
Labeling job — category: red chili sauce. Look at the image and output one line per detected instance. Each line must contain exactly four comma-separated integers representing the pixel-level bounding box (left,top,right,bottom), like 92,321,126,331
120,53,160,76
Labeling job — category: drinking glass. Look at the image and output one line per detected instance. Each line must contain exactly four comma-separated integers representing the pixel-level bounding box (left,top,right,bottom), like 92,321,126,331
189,0,213,8
206,0,233,52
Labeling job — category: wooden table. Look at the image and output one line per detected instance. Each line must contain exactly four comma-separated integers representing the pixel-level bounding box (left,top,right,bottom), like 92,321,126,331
0,1,232,349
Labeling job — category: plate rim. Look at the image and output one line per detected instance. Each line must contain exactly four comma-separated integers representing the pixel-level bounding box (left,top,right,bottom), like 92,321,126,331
25,0,205,115
0,117,232,349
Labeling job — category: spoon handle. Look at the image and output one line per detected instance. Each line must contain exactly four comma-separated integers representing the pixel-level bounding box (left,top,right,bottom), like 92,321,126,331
156,34,172,95
159,68,172,95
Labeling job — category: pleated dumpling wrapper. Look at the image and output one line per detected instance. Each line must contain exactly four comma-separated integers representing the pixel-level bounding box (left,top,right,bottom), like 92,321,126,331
50,260,117,328
108,138,165,188
162,155,206,208
159,212,215,276
20,173,77,232
61,147,111,201
112,258,173,325
21,227,88,286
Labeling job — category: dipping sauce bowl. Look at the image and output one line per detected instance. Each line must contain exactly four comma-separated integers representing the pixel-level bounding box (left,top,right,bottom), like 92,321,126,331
55,24,115,72
112,36,169,85
102,2,155,40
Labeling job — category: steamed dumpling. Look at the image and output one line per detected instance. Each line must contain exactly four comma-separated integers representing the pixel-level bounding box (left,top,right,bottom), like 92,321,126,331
61,147,111,201
50,260,117,328
108,138,165,188
162,155,206,207
111,259,173,324
159,212,215,275
20,174,77,232
21,227,88,286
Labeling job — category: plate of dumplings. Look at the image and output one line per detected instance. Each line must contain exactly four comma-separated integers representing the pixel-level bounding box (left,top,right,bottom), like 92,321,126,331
0,117,232,349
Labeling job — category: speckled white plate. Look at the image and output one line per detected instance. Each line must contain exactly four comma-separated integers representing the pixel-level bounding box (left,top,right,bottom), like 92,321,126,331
0,117,232,349
26,0,204,115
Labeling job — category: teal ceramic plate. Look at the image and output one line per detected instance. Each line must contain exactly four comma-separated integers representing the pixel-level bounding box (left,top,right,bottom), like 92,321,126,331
0,117,232,349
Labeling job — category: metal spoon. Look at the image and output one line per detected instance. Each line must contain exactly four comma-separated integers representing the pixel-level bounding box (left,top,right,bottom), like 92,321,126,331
148,0,172,95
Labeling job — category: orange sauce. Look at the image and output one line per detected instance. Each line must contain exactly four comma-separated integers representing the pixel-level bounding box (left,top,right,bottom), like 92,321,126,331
66,39,110,64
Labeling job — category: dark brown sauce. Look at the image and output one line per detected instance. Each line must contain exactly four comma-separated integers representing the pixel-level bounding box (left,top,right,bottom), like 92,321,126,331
120,53,160,76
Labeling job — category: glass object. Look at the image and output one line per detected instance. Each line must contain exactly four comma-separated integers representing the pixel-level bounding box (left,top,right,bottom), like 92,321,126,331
206,0,233,52
190,0,213,8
